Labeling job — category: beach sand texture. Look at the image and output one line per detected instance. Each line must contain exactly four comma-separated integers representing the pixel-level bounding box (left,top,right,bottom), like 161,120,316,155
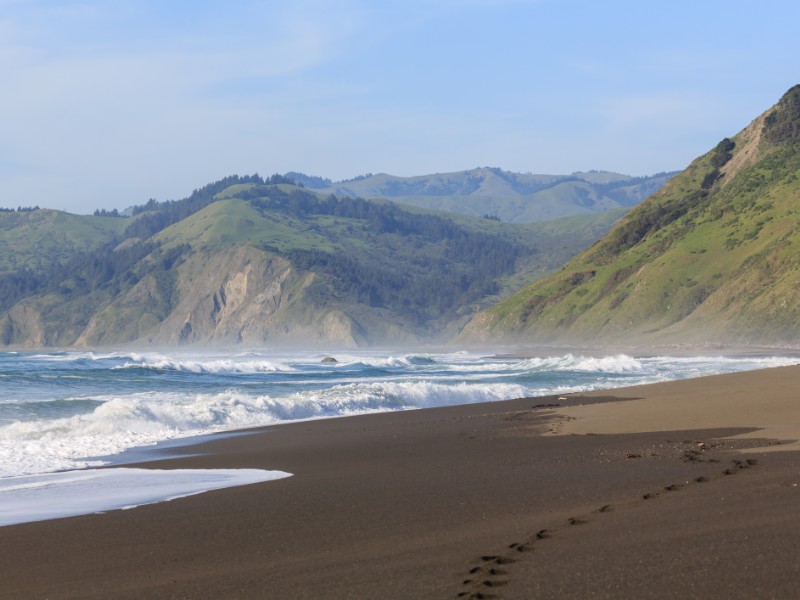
1,365,798,599
549,365,800,451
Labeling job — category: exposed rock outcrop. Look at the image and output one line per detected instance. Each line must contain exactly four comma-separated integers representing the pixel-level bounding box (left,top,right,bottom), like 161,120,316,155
72,246,368,348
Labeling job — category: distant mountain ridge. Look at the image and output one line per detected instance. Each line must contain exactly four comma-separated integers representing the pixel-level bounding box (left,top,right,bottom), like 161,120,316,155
0,180,626,348
286,168,675,223
460,85,800,346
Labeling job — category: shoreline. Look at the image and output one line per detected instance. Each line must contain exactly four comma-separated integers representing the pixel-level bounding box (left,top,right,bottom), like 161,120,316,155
1,365,799,597
489,342,800,359
548,364,800,452
97,348,800,466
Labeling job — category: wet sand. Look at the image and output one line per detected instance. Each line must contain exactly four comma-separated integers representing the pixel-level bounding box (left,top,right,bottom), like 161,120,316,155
1,366,799,599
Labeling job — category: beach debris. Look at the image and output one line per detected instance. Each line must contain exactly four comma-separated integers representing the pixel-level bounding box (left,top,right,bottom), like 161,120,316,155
626,452,642,459
557,396,568,401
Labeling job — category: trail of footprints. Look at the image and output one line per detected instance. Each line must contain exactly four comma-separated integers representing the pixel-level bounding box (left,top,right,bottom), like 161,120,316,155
456,453,759,599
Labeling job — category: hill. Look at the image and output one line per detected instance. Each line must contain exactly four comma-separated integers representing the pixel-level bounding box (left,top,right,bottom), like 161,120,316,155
460,85,800,346
0,181,625,348
286,168,674,223
0,208,127,274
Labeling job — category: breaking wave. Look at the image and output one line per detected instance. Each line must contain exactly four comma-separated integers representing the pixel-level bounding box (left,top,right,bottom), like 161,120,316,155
1,349,797,478
117,354,297,374
0,380,531,477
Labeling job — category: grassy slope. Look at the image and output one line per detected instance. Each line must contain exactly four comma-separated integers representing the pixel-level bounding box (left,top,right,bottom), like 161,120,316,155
154,191,628,302
465,86,800,345
0,210,128,273
154,197,341,252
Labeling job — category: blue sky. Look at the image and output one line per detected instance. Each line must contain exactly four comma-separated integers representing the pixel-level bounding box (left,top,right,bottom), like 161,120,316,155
1,0,798,213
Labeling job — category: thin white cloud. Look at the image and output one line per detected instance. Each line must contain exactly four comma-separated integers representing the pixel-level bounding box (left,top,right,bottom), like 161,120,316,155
0,0,793,212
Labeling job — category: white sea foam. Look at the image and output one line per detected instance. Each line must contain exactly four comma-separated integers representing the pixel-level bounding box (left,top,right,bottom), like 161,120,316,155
305,380,531,412
0,380,532,477
1,351,797,480
568,354,644,372
435,353,644,374
0,468,292,526
118,353,297,374
506,353,641,373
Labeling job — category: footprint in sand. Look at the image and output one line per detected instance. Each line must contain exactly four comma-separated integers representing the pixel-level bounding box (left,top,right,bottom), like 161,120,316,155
456,454,760,598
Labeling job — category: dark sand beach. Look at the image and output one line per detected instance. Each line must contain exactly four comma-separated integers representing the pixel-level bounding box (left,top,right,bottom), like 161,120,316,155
1,366,799,599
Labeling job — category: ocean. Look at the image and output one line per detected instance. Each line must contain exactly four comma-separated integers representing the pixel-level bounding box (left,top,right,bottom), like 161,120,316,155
0,349,796,525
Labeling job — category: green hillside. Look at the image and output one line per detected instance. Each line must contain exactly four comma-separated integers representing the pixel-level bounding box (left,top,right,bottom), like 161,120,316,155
460,85,800,346
0,180,623,347
0,209,127,273
288,168,674,223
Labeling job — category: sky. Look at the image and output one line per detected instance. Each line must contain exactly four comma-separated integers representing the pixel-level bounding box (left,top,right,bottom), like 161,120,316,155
1,0,798,214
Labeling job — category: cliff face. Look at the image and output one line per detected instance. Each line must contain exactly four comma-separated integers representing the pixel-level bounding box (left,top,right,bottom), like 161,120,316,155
148,247,367,347
460,85,800,346
2,246,371,348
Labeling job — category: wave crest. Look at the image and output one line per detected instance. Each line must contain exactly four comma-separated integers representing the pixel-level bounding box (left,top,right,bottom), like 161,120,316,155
0,380,531,477
118,354,296,374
